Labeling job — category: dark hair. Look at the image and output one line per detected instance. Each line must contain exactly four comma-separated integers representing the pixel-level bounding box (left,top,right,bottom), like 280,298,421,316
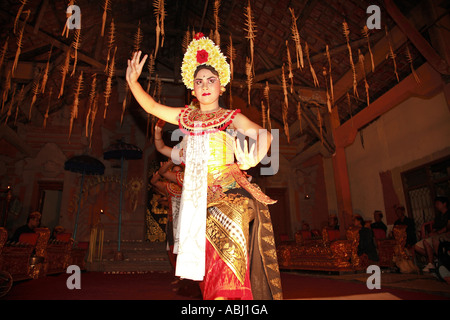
194,65,219,78
435,196,449,205
353,215,365,226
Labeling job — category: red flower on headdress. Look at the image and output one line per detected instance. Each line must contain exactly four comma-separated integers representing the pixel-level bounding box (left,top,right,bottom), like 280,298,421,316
194,32,204,40
196,49,209,64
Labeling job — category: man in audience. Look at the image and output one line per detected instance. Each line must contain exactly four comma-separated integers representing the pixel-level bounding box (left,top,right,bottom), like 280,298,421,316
10,211,41,242
415,196,450,272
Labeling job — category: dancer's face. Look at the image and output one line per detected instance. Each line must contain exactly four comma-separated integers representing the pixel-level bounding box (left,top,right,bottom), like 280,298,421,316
193,68,221,107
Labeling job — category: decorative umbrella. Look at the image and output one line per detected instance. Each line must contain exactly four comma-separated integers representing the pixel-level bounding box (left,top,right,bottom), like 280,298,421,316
64,155,105,245
104,139,142,258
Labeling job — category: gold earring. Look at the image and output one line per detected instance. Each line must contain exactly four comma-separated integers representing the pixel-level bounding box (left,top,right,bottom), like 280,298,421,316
192,91,196,97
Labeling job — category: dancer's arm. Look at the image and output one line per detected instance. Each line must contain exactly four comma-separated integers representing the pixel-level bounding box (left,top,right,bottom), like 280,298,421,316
232,113,272,170
154,120,174,158
126,51,182,125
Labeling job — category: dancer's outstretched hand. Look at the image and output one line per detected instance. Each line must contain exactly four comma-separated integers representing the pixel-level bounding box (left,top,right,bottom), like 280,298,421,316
235,139,258,171
126,51,148,85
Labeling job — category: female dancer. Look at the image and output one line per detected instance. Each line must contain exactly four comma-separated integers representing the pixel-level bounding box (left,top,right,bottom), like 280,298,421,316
126,33,282,300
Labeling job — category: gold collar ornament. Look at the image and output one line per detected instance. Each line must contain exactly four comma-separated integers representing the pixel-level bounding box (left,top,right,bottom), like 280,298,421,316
181,33,230,90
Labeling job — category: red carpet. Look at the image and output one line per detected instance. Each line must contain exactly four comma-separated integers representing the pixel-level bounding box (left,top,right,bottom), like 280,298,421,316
2,271,448,300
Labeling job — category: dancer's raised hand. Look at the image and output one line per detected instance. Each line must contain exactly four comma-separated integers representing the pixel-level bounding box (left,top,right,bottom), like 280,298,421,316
235,139,258,171
126,51,148,85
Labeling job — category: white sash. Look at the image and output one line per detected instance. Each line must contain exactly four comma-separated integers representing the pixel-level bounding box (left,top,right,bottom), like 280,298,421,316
175,133,210,281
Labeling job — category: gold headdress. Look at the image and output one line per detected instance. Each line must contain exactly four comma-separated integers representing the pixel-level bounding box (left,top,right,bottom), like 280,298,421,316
181,33,230,90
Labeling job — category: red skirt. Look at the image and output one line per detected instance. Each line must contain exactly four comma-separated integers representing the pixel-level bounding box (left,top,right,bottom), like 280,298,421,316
200,239,253,300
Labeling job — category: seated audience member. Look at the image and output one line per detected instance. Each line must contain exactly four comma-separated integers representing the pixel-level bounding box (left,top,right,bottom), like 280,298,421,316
414,196,450,272
10,211,41,242
325,214,339,230
353,214,379,262
371,210,387,234
50,225,65,240
393,205,417,247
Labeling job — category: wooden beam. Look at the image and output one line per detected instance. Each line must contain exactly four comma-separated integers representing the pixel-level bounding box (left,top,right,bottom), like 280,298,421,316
384,0,450,75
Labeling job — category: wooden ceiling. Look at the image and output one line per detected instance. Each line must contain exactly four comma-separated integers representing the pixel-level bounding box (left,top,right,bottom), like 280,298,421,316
0,0,446,159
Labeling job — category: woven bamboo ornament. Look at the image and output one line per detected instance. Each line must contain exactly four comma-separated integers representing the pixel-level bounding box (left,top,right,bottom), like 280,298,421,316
85,74,97,136
14,85,24,125
317,107,323,144
286,41,294,93
101,0,111,37
59,47,72,98
305,42,319,87
146,51,155,93
385,26,399,82
264,81,272,131
43,87,52,129
406,44,420,84
323,68,332,114
134,21,143,52
358,49,370,107
362,26,375,72
71,28,81,77
1,69,11,113
89,96,99,148
105,19,116,73
246,57,252,106
343,21,358,98
14,0,28,34
289,7,304,69
69,71,83,141
296,101,302,134
261,100,266,129
244,0,256,76
153,0,166,56
104,46,117,119
281,64,290,144
5,83,16,125
13,10,30,76
0,37,8,72
214,0,221,46
325,45,334,104
40,46,52,94
29,75,40,120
